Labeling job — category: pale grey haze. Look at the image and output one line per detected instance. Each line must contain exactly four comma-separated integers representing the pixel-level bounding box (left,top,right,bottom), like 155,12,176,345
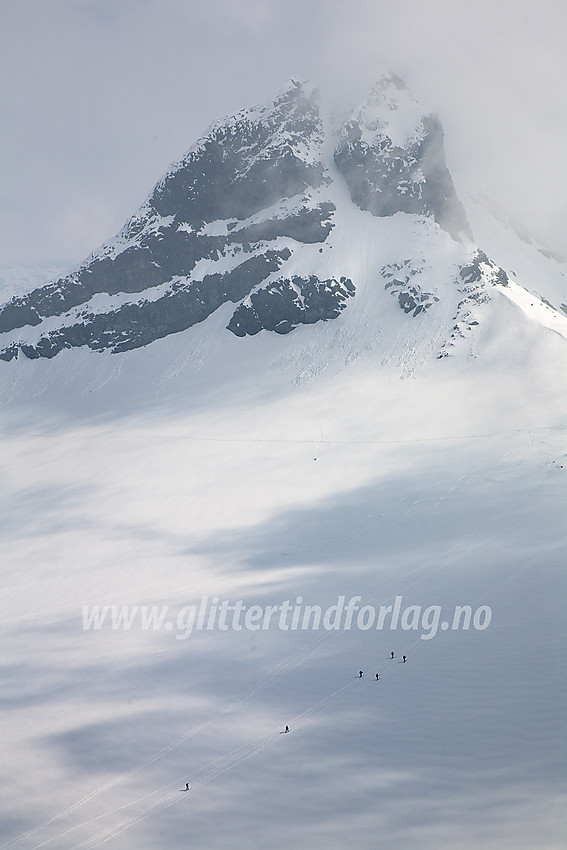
1,0,565,270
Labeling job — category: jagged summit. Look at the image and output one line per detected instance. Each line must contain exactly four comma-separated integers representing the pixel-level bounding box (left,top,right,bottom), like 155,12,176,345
149,79,325,226
0,74,563,364
334,73,471,238
349,72,426,148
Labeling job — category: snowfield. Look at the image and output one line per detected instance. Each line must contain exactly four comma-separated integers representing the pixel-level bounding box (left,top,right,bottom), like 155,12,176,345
1,268,566,849
0,76,565,849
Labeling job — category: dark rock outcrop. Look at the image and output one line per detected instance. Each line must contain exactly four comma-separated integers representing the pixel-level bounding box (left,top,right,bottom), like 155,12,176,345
227,275,355,336
1,81,346,359
0,75,489,363
334,75,471,240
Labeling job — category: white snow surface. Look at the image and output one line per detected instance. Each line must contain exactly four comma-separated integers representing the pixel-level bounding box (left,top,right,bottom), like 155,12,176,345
465,193,567,314
1,222,566,850
0,88,566,849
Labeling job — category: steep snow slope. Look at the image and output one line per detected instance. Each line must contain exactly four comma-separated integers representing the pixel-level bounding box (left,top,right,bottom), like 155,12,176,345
464,194,567,333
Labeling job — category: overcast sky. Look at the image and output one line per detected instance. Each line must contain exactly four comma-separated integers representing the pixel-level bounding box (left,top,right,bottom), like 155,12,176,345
1,0,565,273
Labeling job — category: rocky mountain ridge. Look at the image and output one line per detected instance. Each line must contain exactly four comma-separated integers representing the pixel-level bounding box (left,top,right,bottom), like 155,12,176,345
0,74,555,364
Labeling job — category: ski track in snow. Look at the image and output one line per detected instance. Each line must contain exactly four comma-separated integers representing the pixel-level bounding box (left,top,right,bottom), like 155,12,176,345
2,453,565,848
22,509,563,850
3,462,562,850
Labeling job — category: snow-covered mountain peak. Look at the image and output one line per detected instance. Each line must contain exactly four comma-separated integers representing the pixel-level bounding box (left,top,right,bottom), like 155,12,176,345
334,76,471,240
0,74,564,369
353,72,428,150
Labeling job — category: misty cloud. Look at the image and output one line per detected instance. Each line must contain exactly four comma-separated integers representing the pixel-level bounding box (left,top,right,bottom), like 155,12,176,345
1,0,565,271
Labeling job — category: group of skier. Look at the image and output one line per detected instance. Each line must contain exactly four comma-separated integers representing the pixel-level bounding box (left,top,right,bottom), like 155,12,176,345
359,651,407,681
184,651,409,790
